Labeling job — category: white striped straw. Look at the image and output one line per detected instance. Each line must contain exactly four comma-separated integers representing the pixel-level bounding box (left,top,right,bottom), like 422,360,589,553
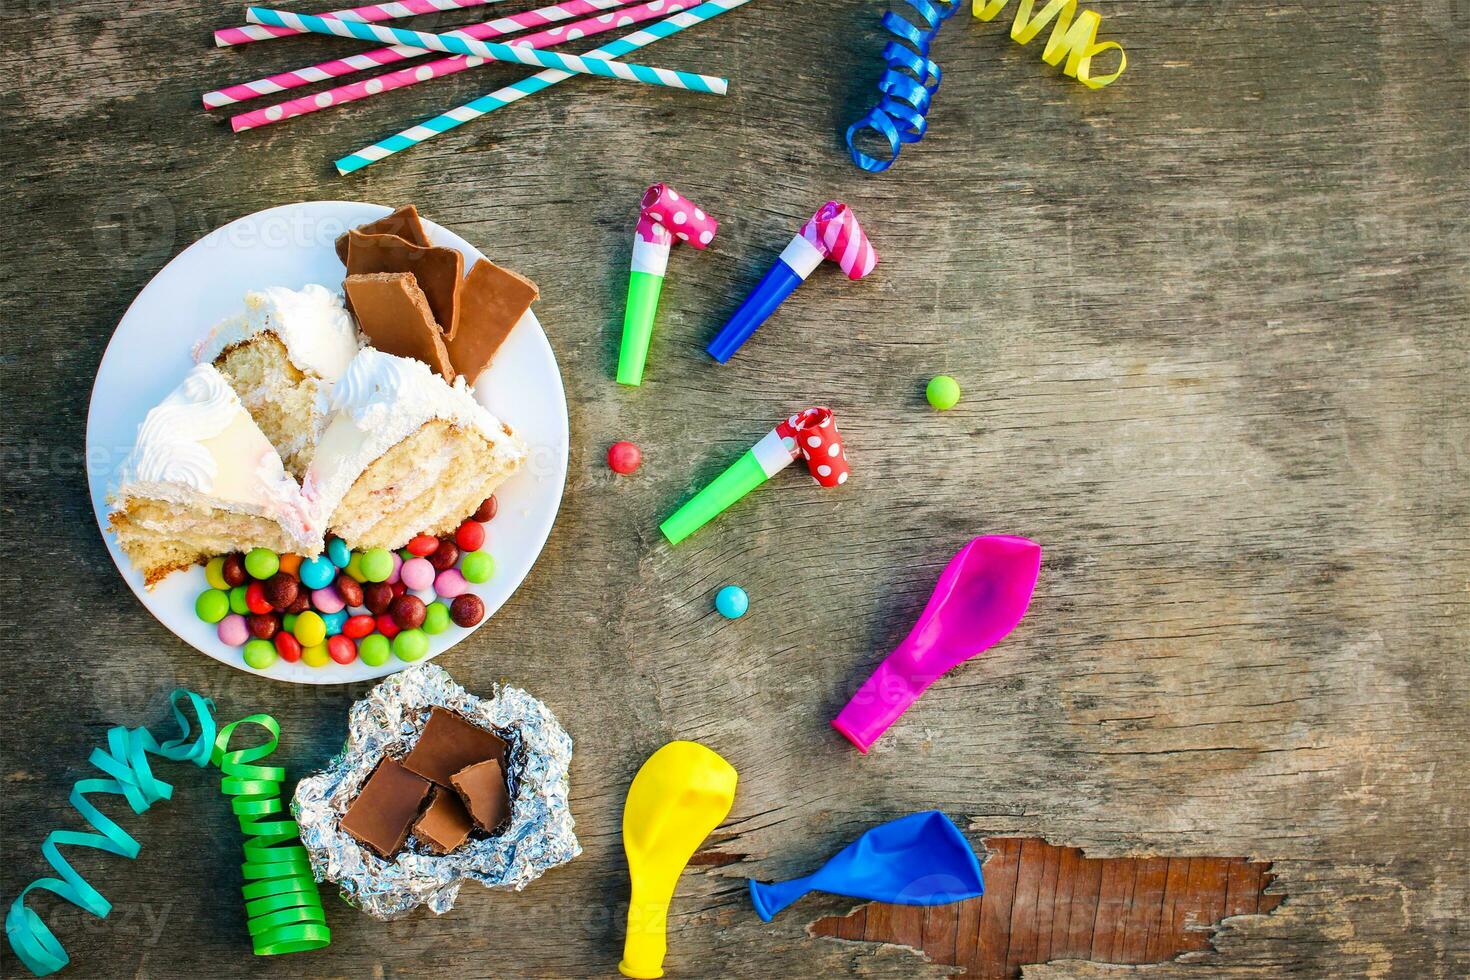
215,0,501,47
336,0,752,175
245,6,729,93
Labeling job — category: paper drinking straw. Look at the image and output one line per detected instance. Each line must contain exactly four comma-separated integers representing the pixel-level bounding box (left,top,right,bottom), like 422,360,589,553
215,0,501,47
335,0,752,175
231,0,680,132
245,7,729,94
205,0,633,108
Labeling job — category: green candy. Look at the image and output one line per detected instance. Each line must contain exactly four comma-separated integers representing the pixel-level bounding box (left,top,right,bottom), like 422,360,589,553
196,589,230,623
282,613,298,633
422,602,452,635
926,375,961,411
360,548,394,583
243,639,277,669
244,548,279,580
228,585,250,616
393,628,429,662
460,551,494,583
359,634,391,667
344,552,368,584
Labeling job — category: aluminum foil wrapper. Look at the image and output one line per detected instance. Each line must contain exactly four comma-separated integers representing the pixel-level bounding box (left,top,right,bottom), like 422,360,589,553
293,663,580,919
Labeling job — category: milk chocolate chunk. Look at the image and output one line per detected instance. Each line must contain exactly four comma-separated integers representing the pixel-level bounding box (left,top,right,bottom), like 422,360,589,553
335,205,431,264
340,757,433,859
346,229,463,336
451,758,510,833
343,273,456,380
402,707,507,787
446,259,540,384
413,786,474,854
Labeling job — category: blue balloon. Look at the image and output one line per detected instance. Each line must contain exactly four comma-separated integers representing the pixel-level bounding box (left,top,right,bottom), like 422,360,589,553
748,811,983,921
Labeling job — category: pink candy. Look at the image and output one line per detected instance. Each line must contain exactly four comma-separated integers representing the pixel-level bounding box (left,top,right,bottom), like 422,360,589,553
434,569,469,598
217,614,249,646
387,551,403,585
311,587,346,614
401,557,435,592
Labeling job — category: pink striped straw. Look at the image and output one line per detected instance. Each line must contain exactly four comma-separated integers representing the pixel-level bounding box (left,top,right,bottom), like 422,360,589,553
205,0,632,106
214,0,501,47
230,0,690,131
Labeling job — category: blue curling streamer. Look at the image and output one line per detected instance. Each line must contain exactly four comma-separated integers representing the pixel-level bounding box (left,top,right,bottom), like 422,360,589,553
845,0,967,173
5,690,216,977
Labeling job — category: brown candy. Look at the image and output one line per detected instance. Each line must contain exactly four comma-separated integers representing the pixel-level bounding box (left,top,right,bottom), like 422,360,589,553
247,613,279,639
363,581,395,615
285,591,311,615
429,539,459,572
471,496,497,523
450,594,485,628
263,572,299,610
335,574,364,608
391,595,427,630
221,553,247,587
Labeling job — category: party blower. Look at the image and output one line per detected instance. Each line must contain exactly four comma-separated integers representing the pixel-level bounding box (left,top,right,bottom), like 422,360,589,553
660,407,849,545
832,535,1042,752
705,201,877,363
620,741,738,979
618,184,719,386
748,811,984,920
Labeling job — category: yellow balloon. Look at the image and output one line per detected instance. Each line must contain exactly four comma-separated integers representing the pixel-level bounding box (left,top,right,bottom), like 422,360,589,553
619,741,737,979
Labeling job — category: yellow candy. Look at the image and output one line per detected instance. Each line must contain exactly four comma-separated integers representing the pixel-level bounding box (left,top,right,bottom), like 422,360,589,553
293,611,327,647
973,0,1126,89
301,642,331,668
205,556,229,591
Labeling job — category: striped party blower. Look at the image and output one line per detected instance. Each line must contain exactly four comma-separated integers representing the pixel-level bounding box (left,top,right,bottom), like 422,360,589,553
245,6,729,94
215,0,501,47
232,0,692,131
206,0,635,107
334,0,751,175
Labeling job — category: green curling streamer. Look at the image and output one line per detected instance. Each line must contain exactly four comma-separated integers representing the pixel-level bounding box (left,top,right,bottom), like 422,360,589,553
211,714,331,956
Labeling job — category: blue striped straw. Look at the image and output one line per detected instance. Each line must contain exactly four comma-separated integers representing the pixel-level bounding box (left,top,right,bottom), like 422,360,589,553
335,0,752,175
245,6,727,95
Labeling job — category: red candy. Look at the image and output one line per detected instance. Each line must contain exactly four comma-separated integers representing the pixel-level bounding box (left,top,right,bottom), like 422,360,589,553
375,613,401,639
454,519,485,552
390,581,407,598
274,632,302,663
343,614,376,639
608,440,641,474
335,574,364,608
244,582,273,615
407,534,440,557
327,635,357,665
472,496,497,522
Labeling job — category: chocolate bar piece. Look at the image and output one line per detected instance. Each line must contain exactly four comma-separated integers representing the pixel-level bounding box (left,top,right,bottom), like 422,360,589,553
402,707,507,787
446,259,539,384
346,229,463,336
413,786,474,854
343,273,456,379
335,205,431,265
340,757,433,859
451,758,510,833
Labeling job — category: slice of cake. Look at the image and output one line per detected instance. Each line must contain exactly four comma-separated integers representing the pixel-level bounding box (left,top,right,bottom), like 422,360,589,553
303,348,526,550
108,364,320,587
194,284,359,481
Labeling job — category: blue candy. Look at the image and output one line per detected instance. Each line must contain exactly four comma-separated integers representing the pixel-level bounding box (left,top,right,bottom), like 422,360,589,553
321,609,348,637
326,537,351,568
300,556,336,590
715,585,749,619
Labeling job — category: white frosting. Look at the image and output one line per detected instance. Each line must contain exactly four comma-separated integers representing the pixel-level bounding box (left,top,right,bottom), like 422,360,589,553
194,284,358,379
114,364,319,548
302,348,526,527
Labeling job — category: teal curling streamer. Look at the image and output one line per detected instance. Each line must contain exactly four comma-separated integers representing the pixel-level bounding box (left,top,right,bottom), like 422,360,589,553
845,0,966,173
5,690,216,977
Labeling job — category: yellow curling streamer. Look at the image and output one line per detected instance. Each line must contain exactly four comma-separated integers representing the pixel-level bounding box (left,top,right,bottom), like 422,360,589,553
973,0,1126,89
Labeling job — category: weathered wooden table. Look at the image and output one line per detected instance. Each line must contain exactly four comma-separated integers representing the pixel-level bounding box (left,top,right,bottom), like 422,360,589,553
3,0,1466,976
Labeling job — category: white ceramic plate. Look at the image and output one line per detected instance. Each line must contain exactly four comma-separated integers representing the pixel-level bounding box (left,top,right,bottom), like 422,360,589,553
87,201,568,684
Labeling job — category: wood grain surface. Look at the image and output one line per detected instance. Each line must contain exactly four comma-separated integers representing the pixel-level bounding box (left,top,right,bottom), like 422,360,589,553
2,0,1467,978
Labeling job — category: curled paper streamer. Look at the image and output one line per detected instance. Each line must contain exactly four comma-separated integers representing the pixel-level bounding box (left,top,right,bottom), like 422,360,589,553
4,690,217,977
973,0,1126,89
844,0,966,173
213,716,331,956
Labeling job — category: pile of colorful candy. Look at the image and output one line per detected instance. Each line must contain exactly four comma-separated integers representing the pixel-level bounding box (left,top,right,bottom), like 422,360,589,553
194,497,499,670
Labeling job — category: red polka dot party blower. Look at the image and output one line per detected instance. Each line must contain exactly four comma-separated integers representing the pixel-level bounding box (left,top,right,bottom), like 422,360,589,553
706,201,877,363
660,407,849,544
618,183,719,386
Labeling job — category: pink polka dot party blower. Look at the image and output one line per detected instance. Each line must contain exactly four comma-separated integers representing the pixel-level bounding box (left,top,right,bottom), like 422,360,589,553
831,535,1042,752
618,184,718,386
706,201,877,363
660,407,849,545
